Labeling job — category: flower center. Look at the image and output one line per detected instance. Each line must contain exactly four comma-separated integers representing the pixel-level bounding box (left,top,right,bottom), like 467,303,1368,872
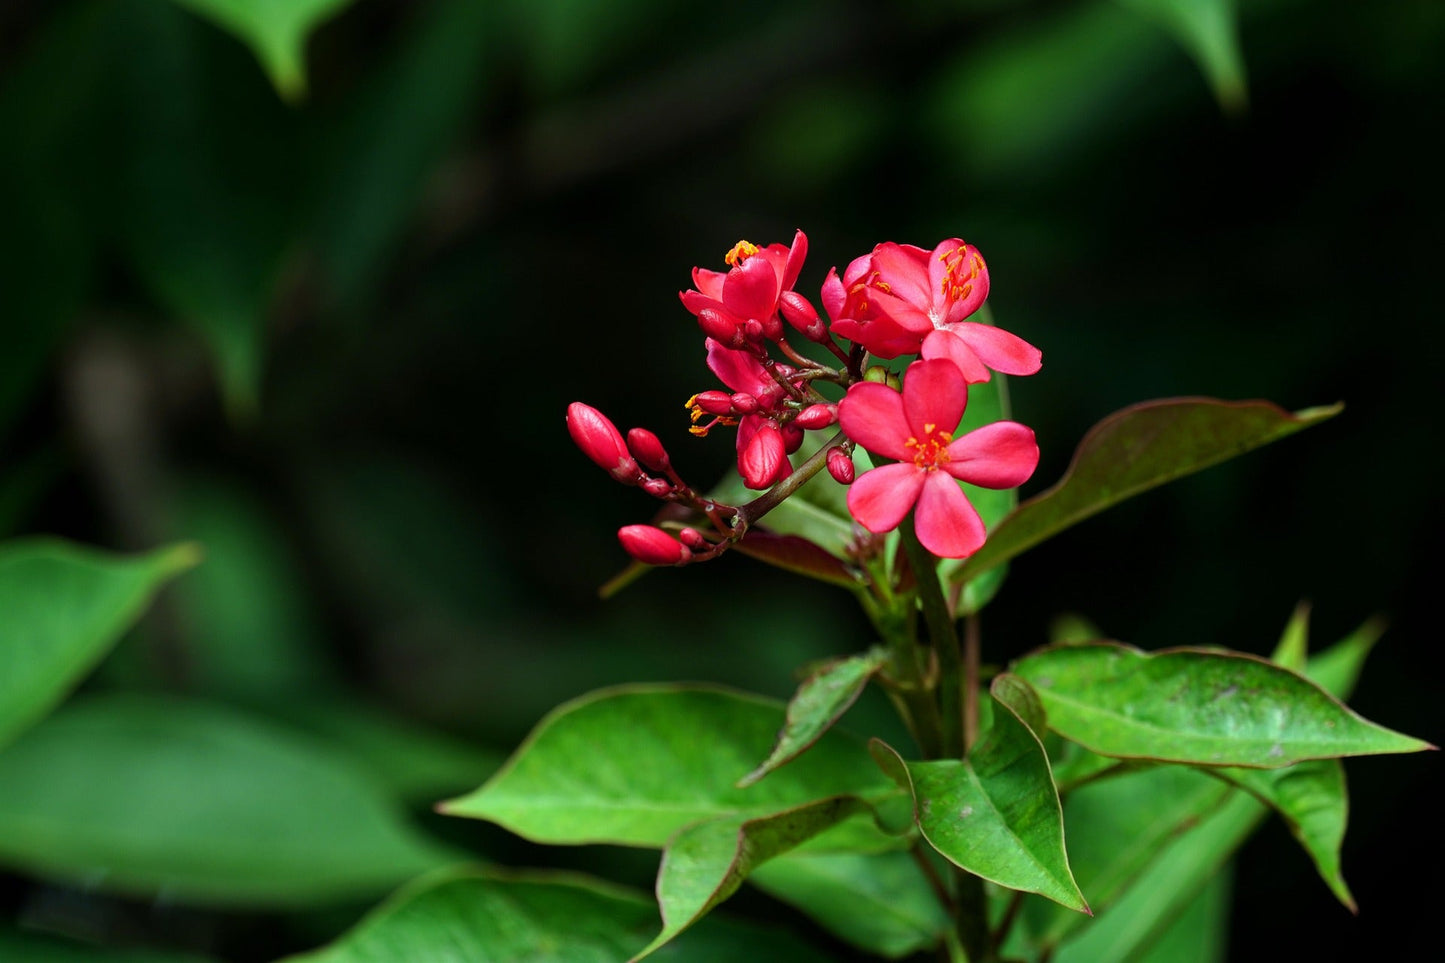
905,423,953,470
724,240,760,267
937,243,982,307
847,271,891,318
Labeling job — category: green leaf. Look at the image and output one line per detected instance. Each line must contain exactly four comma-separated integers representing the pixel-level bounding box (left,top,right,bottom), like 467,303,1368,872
0,694,456,906
0,928,212,963
739,648,888,787
281,867,833,963
441,685,894,847
952,399,1342,589
1131,865,1232,963
635,798,877,959
168,0,353,100
1012,641,1430,767
750,850,951,959
1270,601,1311,673
1049,613,1106,646
871,676,1088,911
1117,0,1247,113
1306,617,1386,703
0,538,198,749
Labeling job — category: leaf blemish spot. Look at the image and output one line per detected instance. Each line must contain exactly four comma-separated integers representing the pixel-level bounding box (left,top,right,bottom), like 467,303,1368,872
959,805,974,818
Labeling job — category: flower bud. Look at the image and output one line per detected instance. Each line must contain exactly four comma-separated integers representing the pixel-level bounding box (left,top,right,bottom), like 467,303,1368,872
692,391,734,415
863,365,890,384
744,318,765,344
780,291,827,342
677,528,708,550
781,423,804,454
730,393,759,414
627,428,671,472
641,477,673,498
697,308,743,347
739,421,789,490
826,447,855,485
794,404,836,430
618,525,690,566
760,314,783,342
567,403,640,483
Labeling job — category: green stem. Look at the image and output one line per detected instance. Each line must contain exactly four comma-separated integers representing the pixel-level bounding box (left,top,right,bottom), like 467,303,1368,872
955,870,993,963
900,515,964,759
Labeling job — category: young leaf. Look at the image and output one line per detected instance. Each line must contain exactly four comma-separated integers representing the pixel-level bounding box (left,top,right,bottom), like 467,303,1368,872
1306,617,1386,703
441,685,895,846
1118,0,1248,113
951,399,1341,588
0,538,199,749
750,850,951,959
280,868,832,963
0,694,455,907
870,676,1088,912
168,0,354,100
1269,601,1311,673
633,797,877,959
739,648,888,787
1012,642,1431,767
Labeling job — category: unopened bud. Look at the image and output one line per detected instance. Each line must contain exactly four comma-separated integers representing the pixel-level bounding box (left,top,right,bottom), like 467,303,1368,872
730,393,759,414
641,477,673,498
760,314,783,342
863,365,890,384
739,421,789,490
826,447,855,485
677,528,708,550
780,291,827,342
627,428,671,472
618,525,691,566
567,402,641,483
697,308,743,347
692,390,734,415
781,423,804,454
744,318,765,344
794,404,836,430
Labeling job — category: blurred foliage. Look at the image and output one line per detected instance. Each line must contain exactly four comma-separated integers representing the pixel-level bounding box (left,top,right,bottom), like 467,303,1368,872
1,0,1441,959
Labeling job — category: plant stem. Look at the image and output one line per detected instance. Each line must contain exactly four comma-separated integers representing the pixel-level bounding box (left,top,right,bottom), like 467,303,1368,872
955,870,994,963
899,516,964,759
964,614,981,752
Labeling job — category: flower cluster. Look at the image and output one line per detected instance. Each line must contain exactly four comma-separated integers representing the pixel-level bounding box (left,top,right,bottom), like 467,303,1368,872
567,232,1041,565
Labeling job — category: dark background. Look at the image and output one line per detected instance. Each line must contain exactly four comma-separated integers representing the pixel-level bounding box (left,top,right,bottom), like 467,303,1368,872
2,0,1440,959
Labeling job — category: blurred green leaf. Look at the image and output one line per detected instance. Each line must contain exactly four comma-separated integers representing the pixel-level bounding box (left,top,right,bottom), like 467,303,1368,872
440,685,894,847
1130,866,1231,963
1270,601,1311,672
637,798,878,959
739,648,888,787
1013,642,1429,766
0,695,456,906
1306,617,1386,703
1117,0,1247,112
0,538,198,749
871,677,1088,912
750,850,951,959
281,867,833,962
0,929,212,963
952,399,1342,589
168,0,353,99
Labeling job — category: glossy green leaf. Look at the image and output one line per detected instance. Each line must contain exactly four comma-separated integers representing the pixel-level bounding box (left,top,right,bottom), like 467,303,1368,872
739,648,888,787
441,685,894,846
871,676,1087,911
169,0,353,99
750,849,950,959
0,695,455,906
281,867,832,963
1117,0,1247,112
1013,642,1430,767
0,538,198,748
635,798,876,959
0,929,211,963
952,399,1341,588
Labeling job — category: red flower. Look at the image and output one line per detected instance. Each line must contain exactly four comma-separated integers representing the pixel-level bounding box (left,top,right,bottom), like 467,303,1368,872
826,239,1040,382
705,339,804,490
838,360,1039,558
680,231,809,343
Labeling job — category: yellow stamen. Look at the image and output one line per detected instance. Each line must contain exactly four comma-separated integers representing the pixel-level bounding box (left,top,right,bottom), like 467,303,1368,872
724,240,760,267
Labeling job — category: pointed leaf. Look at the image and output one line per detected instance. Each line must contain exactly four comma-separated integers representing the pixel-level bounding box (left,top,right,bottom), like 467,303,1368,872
739,648,888,787
1118,0,1247,113
1013,642,1430,767
0,695,456,907
281,868,831,963
1270,601,1311,672
871,676,1088,911
952,399,1341,588
750,849,951,959
634,797,876,959
1307,617,1385,702
168,0,354,100
0,538,199,748
441,685,894,846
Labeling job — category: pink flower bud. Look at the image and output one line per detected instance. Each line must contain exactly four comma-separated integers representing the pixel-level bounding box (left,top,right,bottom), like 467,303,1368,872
780,291,827,342
618,525,690,566
567,403,640,483
739,421,789,490
744,318,765,344
677,528,708,550
627,428,671,472
730,393,759,414
641,477,673,497
826,447,855,485
781,423,804,454
693,391,734,415
760,314,783,342
697,308,743,347
794,404,837,430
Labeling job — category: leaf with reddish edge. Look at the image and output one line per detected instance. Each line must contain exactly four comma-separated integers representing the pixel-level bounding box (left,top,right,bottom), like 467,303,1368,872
631,797,880,960
739,648,889,788
871,676,1089,912
950,398,1342,589
733,530,858,589
1011,642,1431,767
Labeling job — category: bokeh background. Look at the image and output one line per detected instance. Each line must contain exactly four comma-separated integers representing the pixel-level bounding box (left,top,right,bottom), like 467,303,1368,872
2,0,1441,959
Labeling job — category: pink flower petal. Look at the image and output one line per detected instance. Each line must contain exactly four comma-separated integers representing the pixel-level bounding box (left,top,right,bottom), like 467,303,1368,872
915,472,986,558
706,340,770,395
944,421,1039,489
921,329,992,384
848,463,925,535
692,267,726,301
866,286,933,335
902,359,969,438
821,267,846,321
830,314,920,359
841,252,873,288
870,242,932,308
781,230,808,291
679,289,727,319
722,255,779,320
952,322,1042,376
928,240,989,325
838,382,912,461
